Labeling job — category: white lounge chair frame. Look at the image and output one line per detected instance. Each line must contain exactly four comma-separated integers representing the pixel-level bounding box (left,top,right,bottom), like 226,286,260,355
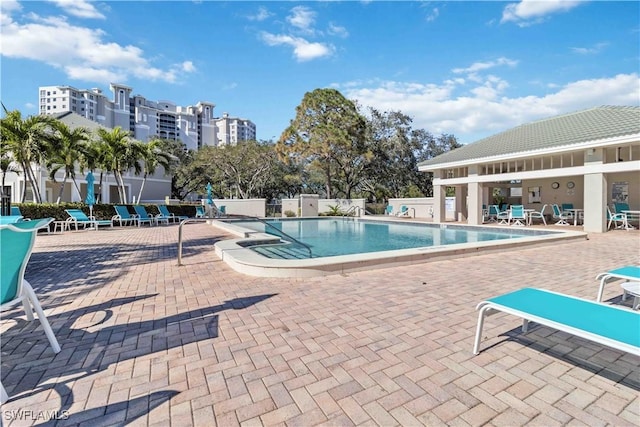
473,287,640,356
595,265,640,302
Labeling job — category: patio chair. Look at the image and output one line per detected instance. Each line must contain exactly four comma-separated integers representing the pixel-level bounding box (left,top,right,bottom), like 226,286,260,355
494,205,509,224
621,282,640,310
195,206,206,218
65,209,113,231
551,204,571,226
561,203,574,211
473,288,640,356
157,205,188,223
595,265,640,302
133,205,166,226
385,205,394,216
509,205,526,226
607,206,628,230
112,205,138,227
527,204,547,226
1,218,61,403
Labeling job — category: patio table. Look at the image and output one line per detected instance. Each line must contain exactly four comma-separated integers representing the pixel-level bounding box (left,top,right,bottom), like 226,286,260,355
621,210,639,230
565,208,583,226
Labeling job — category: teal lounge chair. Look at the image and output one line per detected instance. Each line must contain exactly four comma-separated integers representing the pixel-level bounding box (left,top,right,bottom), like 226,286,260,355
595,265,640,302
1,218,61,403
112,205,138,227
395,205,409,217
385,205,394,216
157,205,188,223
133,205,166,226
0,215,24,225
473,288,640,356
195,205,205,218
65,209,113,231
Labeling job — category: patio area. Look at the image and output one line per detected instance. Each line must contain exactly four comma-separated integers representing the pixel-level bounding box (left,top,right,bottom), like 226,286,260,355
1,223,639,426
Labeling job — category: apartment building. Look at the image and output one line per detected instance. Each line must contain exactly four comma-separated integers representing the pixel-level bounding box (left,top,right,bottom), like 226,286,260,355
39,84,256,150
215,113,257,146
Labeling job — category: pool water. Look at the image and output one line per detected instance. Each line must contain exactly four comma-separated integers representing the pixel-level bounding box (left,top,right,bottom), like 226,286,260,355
228,218,554,259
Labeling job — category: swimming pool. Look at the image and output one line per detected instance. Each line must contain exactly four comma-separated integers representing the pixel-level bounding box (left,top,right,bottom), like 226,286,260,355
226,218,556,258
212,217,586,277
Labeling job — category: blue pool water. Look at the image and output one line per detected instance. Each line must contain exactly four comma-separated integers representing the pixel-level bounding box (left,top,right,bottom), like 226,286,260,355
226,218,555,259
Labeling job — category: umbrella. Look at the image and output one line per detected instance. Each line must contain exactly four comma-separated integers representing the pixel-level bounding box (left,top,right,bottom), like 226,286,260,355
206,182,213,206
85,171,96,218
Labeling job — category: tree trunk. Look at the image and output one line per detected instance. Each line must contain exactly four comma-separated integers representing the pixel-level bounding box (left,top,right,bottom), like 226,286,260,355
136,173,148,204
55,173,68,204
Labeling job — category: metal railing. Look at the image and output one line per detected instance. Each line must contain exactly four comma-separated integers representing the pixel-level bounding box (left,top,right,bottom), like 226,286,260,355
177,214,312,266
342,206,363,218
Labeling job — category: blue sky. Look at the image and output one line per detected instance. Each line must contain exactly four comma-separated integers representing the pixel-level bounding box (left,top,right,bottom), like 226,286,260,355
1,0,638,144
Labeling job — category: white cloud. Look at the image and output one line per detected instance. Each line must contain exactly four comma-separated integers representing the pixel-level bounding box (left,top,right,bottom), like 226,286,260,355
261,32,334,62
47,0,105,19
453,57,519,75
247,6,271,22
570,42,609,55
502,0,584,26
426,7,439,23
0,9,195,84
339,73,639,143
181,61,196,72
328,22,349,38
287,6,316,34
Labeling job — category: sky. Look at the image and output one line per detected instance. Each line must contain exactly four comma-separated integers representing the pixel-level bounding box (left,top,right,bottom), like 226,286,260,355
1,0,639,144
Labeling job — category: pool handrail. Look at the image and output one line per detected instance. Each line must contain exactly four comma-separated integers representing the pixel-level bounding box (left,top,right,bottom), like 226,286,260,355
228,215,313,258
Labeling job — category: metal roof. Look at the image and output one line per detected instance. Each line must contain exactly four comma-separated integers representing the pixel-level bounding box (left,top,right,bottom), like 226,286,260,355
418,106,640,169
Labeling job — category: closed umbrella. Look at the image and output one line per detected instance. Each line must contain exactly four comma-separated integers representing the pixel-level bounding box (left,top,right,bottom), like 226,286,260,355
206,182,213,206
85,171,96,218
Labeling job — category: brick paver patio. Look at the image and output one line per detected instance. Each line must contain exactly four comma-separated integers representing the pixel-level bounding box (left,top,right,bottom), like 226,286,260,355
1,222,638,426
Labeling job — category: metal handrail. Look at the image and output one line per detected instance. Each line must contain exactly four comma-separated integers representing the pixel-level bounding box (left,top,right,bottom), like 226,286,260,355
177,214,312,266
342,206,362,218
228,214,313,258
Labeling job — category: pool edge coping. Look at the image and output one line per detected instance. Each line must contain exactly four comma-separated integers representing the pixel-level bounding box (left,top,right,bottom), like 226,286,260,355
210,217,588,278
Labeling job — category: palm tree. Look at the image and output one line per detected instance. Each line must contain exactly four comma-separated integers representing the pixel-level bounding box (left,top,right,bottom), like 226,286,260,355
46,121,89,204
0,108,54,203
135,138,176,204
95,127,144,203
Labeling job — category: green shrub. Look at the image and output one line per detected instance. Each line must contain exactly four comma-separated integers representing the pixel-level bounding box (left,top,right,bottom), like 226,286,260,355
284,210,296,217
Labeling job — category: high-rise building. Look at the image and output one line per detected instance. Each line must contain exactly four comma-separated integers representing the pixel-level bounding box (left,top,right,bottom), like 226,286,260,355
215,113,257,146
39,84,256,150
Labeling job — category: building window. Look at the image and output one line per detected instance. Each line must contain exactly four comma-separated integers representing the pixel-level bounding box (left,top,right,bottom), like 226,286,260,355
72,106,76,111
47,106,50,110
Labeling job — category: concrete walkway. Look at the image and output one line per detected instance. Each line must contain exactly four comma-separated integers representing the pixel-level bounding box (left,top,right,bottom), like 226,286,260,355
1,223,638,426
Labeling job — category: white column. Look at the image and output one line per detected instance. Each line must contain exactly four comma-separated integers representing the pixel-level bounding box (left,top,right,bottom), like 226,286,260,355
583,148,606,233
468,181,482,225
433,184,445,223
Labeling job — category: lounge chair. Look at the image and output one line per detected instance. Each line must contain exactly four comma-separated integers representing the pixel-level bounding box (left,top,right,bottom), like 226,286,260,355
195,206,206,218
595,265,640,302
157,205,188,223
112,205,138,227
509,205,526,226
0,215,24,225
1,218,61,403
65,209,113,231
10,206,30,220
551,204,572,226
621,282,640,310
385,205,394,216
133,205,166,226
395,205,409,217
527,204,547,226
473,287,640,356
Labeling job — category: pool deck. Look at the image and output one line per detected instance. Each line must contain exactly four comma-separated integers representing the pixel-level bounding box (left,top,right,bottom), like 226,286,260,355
1,222,639,426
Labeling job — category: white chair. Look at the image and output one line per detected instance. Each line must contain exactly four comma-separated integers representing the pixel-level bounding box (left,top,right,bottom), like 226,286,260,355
607,206,628,230
1,218,61,403
551,204,571,226
527,204,547,226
